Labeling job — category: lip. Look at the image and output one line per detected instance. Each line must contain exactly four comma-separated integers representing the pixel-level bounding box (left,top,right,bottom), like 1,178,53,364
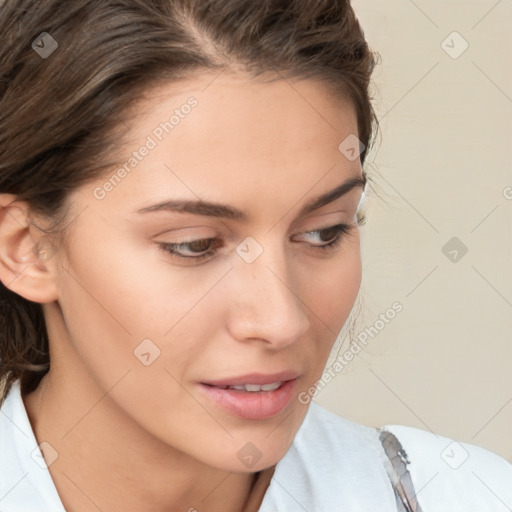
199,371,299,420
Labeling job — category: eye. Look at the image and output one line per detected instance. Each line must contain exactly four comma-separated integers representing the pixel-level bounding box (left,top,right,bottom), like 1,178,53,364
292,223,356,252
158,237,222,261
157,223,357,263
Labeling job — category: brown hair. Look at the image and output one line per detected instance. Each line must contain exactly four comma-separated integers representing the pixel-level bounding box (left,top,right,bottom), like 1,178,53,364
0,0,380,401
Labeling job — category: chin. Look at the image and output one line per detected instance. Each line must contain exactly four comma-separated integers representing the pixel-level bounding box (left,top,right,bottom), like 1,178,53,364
207,413,307,473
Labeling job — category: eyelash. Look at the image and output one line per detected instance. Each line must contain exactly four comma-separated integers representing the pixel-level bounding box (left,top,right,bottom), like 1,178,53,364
157,223,357,263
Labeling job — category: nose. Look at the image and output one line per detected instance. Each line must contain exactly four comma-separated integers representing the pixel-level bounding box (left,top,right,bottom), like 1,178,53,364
226,247,311,349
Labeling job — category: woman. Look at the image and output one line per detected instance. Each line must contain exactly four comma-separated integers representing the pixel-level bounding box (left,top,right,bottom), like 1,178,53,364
0,1,510,511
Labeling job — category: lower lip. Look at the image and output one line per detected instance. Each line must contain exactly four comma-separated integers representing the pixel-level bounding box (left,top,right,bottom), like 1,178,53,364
198,379,297,420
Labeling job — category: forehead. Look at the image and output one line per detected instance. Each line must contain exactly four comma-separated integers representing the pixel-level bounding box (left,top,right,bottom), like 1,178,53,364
74,72,362,222
125,70,359,157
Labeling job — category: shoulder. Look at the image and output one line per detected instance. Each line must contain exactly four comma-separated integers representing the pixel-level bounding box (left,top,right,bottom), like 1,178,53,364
261,402,512,512
0,380,32,496
381,423,512,511
0,380,66,511
259,402,399,511
295,400,394,472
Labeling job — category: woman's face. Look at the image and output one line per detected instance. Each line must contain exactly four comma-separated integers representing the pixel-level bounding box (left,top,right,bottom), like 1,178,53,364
49,72,364,472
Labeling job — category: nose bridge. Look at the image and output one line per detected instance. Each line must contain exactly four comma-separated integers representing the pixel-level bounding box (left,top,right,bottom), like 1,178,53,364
227,238,310,345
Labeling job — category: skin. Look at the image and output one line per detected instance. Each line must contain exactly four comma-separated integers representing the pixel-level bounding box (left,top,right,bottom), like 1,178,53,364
0,71,364,512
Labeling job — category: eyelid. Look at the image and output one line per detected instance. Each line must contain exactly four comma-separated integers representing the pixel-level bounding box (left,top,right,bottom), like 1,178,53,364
156,215,351,244
294,211,355,232
154,225,218,239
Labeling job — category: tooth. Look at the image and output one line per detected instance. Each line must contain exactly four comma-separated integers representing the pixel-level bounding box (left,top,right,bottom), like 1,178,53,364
261,382,281,391
244,384,262,392
223,382,283,392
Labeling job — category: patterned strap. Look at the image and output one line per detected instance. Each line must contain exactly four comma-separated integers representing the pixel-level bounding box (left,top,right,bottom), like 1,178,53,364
377,428,424,512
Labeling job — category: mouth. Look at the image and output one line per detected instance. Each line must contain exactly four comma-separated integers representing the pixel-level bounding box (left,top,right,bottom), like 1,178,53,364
199,372,299,420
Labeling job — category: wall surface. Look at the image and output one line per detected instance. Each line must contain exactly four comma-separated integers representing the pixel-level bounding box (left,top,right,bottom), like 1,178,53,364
317,0,512,461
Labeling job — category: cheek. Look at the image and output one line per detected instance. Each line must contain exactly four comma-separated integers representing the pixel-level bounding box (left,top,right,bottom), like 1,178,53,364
54,236,219,441
307,239,362,331
299,239,362,374
54,234,171,380
55,227,230,387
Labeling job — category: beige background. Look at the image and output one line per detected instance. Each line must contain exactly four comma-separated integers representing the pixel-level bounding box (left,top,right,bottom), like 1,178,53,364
317,0,512,461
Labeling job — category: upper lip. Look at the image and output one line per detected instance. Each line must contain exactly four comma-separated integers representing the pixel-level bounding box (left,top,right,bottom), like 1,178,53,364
201,370,300,387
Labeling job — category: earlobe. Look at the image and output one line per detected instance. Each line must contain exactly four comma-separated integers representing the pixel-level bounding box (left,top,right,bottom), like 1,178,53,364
0,194,59,304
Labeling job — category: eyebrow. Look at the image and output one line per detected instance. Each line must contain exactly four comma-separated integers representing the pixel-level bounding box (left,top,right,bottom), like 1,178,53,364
135,173,367,221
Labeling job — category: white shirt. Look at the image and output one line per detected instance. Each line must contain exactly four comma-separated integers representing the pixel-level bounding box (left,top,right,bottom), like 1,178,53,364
1,379,511,511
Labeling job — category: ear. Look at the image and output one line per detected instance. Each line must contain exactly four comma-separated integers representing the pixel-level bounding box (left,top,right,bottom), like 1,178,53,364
0,194,59,303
